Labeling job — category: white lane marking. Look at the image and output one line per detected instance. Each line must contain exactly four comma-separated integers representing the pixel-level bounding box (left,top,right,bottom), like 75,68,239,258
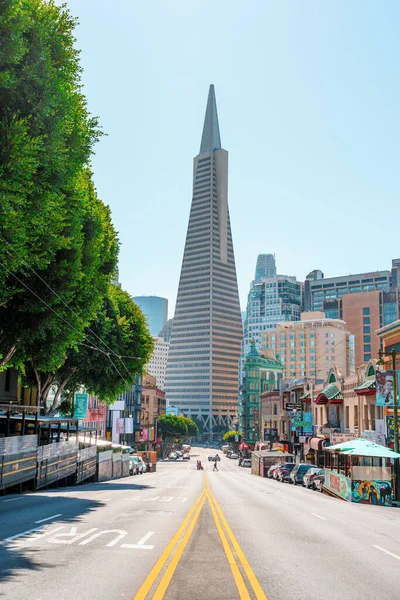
48,527,98,544
280,499,289,504
373,545,400,560
35,513,62,524
121,531,154,550
79,529,128,547
23,526,64,544
3,497,24,503
3,526,44,542
311,513,326,520
102,498,111,502
137,532,154,546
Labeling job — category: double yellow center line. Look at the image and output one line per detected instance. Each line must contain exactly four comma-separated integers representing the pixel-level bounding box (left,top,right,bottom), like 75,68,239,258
134,474,267,600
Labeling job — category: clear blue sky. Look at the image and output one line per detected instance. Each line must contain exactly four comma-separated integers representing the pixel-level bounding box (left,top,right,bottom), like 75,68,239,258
61,0,400,317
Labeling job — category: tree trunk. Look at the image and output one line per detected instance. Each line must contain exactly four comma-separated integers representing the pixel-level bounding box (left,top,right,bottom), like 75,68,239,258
0,343,18,369
48,375,72,414
41,375,56,404
32,365,42,408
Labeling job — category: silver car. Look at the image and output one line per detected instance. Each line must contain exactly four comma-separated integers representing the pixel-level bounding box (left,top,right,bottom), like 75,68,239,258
302,468,323,488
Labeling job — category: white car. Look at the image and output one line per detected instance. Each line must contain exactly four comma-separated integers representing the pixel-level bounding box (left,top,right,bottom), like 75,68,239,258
303,468,324,489
168,452,178,460
241,459,251,468
230,453,238,459
183,453,190,460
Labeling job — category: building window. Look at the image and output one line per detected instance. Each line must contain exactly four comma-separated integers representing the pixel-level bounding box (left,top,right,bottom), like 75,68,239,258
364,344,371,352
364,326,370,334
326,333,329,337
364,335,370,343
363,316,370,324
364,353,371,361
363,307,370,315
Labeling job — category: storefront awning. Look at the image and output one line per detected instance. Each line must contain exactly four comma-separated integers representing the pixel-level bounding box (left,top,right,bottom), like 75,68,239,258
354,377,376,395
300,391,311,402
315,383,343,405
309,437,329,451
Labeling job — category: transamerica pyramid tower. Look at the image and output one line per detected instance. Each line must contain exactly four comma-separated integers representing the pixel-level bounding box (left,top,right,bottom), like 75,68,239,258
165,85,243,431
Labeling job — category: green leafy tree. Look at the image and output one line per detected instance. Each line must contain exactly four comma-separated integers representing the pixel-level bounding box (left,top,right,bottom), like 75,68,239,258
2,171,119,406
0,0,101,365
223,430,242,443
41,284,154,413
181,416,199,437
157,414,194,458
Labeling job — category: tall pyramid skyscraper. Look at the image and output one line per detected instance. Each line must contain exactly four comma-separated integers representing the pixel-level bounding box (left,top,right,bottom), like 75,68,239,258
165,85,243,430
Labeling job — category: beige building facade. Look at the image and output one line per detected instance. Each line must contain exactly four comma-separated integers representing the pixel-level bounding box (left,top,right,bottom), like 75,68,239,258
141,372,166,427
308,362,383,441
260,312,355,381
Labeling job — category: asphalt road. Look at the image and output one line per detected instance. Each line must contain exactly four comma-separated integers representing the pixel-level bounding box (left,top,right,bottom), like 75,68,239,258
1,447,400,600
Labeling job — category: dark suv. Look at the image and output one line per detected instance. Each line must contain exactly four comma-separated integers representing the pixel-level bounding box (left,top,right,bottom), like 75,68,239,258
277,463,295,483
290,463,317,485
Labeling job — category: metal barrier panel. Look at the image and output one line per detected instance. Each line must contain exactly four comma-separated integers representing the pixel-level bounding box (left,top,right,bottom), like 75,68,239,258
76,446,97,483
0,435,38,491
36,440,78,489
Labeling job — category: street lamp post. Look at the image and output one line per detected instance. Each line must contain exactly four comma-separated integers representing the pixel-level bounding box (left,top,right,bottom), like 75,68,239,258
378,349,399,454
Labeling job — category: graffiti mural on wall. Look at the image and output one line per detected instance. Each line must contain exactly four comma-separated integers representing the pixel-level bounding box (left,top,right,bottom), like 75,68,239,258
352,480,392,506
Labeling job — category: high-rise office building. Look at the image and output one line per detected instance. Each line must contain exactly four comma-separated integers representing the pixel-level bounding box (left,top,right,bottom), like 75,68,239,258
164,85,242,430
146,337,169,389
304,269,392,315
255,254,276,280
240,257,302,384
159,318,174,343
132,296,168,337
304,260,400,368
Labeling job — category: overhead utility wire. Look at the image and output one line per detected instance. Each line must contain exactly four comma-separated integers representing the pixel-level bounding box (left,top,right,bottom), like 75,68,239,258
0,233,141,377
0,259,129,387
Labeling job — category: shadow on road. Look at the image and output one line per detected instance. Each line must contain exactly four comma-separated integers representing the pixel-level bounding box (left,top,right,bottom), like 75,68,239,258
0,495,104,587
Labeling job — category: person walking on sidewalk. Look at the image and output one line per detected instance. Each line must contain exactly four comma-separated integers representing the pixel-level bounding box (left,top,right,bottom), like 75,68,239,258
213,458,219,471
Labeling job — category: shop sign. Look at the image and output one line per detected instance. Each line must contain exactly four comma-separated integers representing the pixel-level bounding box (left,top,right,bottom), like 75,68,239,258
386,416,400,442
116,418,125,434
330,432,357,444
74,393,88,419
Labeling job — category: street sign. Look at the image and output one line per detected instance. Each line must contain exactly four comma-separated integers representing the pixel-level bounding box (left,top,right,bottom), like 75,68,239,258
285,403,294,410
293,421,309,427
74,393,88,418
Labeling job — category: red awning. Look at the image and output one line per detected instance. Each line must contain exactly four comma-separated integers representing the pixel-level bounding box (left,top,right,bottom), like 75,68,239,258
315,394,328,405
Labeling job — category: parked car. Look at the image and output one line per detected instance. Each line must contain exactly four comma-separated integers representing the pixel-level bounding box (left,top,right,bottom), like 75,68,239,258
303,468,324,489
168,452,178,460
229,453,238,459
241,459,251,468
129,455,144,475
312,470,325,492
176,451,183,458
277,463,295,483
267,464,280,478
183,453,191,460
290,463,318,485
